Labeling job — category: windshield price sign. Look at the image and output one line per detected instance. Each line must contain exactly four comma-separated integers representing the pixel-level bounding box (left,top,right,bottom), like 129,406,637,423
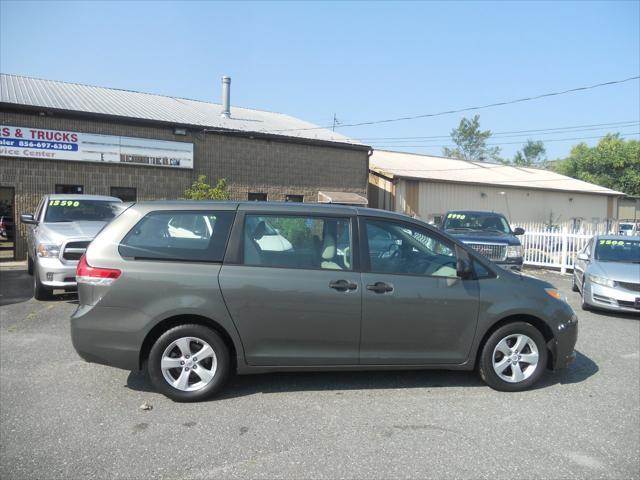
0,125,194,169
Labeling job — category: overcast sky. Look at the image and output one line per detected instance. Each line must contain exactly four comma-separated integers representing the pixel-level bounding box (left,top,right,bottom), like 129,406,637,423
1,0,638,160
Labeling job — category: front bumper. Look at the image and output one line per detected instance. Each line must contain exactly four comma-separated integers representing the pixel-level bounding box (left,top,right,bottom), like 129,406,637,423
496,257,524,271
548,314,579,369
35,257,78,288
585,282,640,313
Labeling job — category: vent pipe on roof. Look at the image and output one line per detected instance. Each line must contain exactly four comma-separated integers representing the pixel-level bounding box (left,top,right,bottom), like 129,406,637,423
221,76,231,118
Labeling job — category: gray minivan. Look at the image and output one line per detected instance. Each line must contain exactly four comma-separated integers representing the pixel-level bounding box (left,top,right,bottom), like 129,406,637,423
71,202,578,401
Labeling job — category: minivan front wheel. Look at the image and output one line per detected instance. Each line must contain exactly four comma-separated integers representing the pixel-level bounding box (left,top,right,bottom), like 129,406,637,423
479,322,548,392
148,324,230,402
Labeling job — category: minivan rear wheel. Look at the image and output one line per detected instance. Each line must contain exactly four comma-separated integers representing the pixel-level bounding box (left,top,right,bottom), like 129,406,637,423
478,322,547,392
148,324,230,402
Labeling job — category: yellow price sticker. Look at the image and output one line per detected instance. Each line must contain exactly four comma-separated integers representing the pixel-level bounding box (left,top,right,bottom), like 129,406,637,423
49,200,81,207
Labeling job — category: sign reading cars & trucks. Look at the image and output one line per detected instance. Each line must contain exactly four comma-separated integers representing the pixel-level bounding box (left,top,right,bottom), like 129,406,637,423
0,125,194,169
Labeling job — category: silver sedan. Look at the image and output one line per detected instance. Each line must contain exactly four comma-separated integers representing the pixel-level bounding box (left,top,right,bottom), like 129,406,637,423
573,235,640,313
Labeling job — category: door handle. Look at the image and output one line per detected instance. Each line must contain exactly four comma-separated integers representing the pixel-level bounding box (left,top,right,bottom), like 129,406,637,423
329,280,358,292
367,282,393,294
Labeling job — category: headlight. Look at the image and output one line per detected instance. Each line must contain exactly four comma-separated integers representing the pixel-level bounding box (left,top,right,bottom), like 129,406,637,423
36,242,61,258
588,274,615,288
507,245,522,258
544,288,567,302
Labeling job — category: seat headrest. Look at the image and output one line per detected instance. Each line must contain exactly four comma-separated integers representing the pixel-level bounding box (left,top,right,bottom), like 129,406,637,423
252,221,267,240
321,234,336,260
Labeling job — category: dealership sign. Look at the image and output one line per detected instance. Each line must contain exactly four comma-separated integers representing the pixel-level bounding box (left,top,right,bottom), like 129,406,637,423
0,126,194,169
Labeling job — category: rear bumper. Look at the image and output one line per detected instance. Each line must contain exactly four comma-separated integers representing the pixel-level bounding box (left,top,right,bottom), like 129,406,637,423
70,304,149,370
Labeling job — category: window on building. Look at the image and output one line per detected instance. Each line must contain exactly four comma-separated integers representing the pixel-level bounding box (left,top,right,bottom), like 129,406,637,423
111,187,137,202
55,184,83,194
285,194,303,203
248,192,267,202
243,215,352,270
119,211,235,262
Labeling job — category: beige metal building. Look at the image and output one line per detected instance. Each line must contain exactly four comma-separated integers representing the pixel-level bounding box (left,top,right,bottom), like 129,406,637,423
369,150,624,226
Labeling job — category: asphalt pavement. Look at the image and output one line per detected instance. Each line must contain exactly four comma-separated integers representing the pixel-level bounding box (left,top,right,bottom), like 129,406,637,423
0,267,638,479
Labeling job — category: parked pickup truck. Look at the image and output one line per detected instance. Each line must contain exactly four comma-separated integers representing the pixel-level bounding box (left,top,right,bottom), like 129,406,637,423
441,210,525,270
21,194,123,300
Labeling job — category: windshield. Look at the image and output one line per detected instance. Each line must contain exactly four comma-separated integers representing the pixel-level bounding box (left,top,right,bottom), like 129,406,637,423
44,199,122,223
595,239,640,263
443,212,511,234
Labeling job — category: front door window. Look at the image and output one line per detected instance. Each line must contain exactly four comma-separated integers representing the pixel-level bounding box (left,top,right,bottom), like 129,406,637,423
366,219,457,277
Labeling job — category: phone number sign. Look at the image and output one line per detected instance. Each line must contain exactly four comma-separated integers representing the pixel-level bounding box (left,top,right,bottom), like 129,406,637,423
0,125,194,169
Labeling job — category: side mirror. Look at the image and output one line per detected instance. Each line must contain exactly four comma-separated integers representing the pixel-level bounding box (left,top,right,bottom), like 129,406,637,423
456,258,473,279
577,252,589,261
513,227,525,235
20,213,37,225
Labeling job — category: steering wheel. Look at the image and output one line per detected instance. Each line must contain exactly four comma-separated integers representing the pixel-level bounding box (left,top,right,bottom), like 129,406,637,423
387,243,400,259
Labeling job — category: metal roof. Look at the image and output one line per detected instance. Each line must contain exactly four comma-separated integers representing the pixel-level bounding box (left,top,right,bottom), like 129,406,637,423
370,150,624,196
0,73,364,147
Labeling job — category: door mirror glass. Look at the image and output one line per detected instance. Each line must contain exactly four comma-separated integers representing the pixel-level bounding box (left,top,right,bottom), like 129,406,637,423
577,252,589,261
20,213,37,225
513,227,525,235
456,258,473,279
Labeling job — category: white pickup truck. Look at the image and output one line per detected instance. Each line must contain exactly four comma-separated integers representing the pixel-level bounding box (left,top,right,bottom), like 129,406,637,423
21,194,123,300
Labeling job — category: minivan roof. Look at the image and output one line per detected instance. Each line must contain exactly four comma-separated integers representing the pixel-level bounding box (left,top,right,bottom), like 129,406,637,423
128,200,418,222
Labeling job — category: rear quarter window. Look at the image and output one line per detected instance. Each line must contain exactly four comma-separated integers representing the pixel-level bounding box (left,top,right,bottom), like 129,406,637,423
119,211,235,262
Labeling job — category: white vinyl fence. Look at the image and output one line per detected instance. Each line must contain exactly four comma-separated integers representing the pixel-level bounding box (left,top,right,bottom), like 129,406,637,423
516,220,615,273
520,230,592,273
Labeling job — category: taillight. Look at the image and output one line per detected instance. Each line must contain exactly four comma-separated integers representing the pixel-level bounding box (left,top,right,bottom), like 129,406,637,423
76,254,121,285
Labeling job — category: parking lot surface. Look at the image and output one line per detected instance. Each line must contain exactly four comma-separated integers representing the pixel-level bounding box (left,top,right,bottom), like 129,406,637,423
1,267,638,479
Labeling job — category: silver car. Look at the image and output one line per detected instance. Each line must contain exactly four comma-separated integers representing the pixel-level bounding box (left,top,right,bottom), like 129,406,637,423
573,235,640,313
21,194,123,300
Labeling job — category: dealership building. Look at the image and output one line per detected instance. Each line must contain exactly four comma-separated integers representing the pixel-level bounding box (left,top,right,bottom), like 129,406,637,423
0,73,370,260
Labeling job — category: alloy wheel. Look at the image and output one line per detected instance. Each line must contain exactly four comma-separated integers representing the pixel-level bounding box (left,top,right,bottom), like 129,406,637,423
160,337,218,392
491,334,539,383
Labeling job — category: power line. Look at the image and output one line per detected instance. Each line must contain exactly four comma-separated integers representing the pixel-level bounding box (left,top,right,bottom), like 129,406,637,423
371,132,639,149
262,75,640,132
357,120,640,141
367,124,639,145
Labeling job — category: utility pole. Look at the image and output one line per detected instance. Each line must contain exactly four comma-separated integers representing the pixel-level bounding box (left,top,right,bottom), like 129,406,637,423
332,113,340,132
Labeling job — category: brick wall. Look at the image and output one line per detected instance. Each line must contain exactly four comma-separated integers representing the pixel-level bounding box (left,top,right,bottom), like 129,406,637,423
0,110,369,260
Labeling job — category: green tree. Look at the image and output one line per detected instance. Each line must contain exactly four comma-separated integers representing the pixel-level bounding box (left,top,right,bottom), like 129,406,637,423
551,134,640,196
183,175,229,200
443,114,501,162
513,140,546,166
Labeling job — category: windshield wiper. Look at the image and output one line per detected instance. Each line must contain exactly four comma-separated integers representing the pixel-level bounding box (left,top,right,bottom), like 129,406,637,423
446,227,473,231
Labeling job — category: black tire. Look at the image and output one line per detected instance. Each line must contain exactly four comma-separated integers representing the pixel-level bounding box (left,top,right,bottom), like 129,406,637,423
33,269,54,301
571,274,579,292
581,280,591,311
148,324,230,402
478,321,548,392
27,255,34,275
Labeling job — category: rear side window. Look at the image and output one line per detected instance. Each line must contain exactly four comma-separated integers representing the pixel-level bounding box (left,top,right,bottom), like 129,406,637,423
119,211,234,262
243,214,352,270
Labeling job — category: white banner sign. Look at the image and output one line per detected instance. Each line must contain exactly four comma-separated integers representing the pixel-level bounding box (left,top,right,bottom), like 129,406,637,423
0,125,194,169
